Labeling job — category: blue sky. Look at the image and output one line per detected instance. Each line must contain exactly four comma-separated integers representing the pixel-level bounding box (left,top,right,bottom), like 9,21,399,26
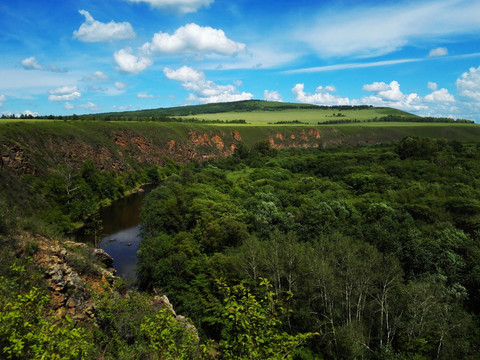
1,0,480,120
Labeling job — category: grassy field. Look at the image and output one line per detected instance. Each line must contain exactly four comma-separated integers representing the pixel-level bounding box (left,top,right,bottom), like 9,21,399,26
175,107,412,125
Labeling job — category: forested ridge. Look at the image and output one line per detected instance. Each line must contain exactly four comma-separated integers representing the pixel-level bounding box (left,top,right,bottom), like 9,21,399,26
138,137,480,359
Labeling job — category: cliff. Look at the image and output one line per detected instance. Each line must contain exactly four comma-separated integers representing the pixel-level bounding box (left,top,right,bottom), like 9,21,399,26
1,121,480,176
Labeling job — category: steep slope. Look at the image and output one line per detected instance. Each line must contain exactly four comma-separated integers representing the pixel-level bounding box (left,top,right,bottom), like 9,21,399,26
1,121,480,176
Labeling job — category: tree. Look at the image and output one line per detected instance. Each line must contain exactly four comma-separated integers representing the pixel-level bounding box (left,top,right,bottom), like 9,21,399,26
215,278,317,359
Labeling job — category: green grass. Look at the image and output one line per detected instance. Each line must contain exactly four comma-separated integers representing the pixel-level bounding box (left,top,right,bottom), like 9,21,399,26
175,108,413,125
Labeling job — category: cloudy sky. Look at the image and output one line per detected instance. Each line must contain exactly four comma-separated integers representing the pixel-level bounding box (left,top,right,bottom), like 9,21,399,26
1,0,480,120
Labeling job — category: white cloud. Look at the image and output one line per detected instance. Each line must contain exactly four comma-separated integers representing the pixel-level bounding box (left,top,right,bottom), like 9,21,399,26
428,82,438,91
286,58,421,74
292,83,350,106
22,57,43,70
73,10,136,42
164,65,204,82
148,23,245,56
21,57,67,73
125,0,214,15
301,1,480,58
115,81,128,90
19,110,39,117
0,94,6,107
65,102,74,110
48,86,81,102
114,47,153,74
456,65,480,102
264,90,283,102
164,65,253,103
82,71,109,82
425,88,455,103
429,47,448,57
79,102,101,111
363,81,404,101
361,80,426,110
137,92,154,98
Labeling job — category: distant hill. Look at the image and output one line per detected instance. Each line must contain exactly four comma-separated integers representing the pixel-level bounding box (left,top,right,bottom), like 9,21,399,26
81,100,415,121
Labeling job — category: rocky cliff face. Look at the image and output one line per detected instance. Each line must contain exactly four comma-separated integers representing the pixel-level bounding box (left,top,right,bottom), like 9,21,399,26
0,125,332,176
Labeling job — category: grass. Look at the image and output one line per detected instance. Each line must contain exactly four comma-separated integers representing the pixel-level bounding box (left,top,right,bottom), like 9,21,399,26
174,108,414,125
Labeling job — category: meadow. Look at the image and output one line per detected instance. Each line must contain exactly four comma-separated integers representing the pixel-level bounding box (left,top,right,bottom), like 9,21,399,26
175,107,411,125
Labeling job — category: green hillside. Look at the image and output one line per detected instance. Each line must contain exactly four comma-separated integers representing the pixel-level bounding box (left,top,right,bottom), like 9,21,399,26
81,100,417,124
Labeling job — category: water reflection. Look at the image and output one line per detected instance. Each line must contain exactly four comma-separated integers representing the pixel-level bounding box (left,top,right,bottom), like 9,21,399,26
75,184,155,284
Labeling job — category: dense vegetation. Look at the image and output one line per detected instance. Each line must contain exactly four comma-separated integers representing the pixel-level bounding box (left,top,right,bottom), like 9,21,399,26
138,138,480,359
3,120,480,358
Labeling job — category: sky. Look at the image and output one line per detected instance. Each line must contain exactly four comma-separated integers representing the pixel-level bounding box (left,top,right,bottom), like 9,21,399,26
1,0,480,120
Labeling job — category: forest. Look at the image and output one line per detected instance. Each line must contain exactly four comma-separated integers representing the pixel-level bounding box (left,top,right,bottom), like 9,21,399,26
138,137,480,359
2,136,480,358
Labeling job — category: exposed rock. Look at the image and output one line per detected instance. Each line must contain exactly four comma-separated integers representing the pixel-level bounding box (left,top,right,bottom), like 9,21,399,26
0,143,36,174
211,134,224,150
308,128,322,139
29,234,116,321
231,130,242,142
94,248,114,268
152,294,176,316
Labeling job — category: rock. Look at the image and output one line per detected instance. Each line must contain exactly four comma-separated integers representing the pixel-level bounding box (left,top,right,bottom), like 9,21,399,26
93,248,114,268
152,295,176,316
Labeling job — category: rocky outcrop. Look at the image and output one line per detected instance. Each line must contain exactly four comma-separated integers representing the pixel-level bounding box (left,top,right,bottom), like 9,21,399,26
0,143,36,174
26,235,116,321
152,294,199,341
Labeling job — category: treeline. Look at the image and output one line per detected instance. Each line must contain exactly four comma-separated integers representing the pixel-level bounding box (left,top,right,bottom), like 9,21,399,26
137,137,480,359
319,115,475,125
1,113,248,124
269,120,308,124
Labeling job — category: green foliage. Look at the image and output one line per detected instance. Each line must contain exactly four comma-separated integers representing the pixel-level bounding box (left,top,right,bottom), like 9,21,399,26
138,139,480,358
215,278,317,359
0,263,97,359
141,308,201,359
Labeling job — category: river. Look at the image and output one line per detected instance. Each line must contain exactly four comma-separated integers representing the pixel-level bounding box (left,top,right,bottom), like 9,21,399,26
75,184,155,284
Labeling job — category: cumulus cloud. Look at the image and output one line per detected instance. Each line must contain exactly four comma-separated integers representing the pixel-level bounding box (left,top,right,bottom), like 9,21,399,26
73,10,136,42
164,65,204,82
125,0,214,15
361,81,426,110
425,88,455,103
48,86,81,102
20,110,39,118
22,57,43,70
114,47,153,73
164,65,253,103
148,23,245,56
363,81,404,101
301,1,480,58
456,65,480,102
292,84,350,106
21,57,67,73
264,90,283,102
82,71,109,82
0,94,6,107
429,47,448,57
65,102,74,110
137,92,154,98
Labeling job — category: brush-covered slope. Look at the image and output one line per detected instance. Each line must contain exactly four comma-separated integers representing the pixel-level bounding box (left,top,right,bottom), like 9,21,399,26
1,120,480,178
